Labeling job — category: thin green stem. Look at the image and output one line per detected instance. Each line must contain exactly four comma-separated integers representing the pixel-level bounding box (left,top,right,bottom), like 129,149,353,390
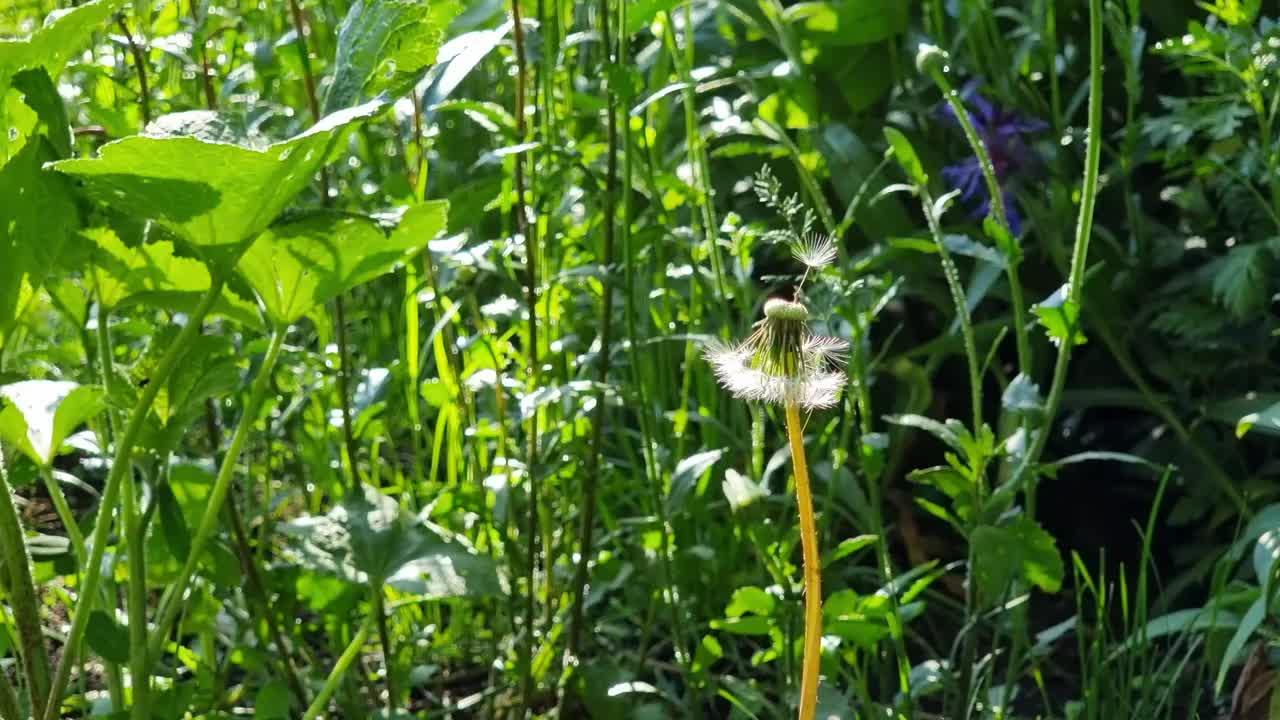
374,592,397,712
927,67,1032,380
509,0,541,712
1024,0,1104,472
0,448,49,720
564,0,618,668
123,471,149,718
42,279,226,720
145,327,287,664
38,466,84,565
302,609,376,720
919,187,984,432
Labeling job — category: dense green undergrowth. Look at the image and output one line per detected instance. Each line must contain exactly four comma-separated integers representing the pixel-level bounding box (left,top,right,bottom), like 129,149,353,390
3,0,1280,718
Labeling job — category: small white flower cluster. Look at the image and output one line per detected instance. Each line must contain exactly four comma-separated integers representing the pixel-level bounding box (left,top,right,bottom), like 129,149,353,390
704,299,848,410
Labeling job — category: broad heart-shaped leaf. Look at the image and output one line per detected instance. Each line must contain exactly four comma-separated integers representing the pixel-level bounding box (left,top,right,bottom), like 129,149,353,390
48,98,388,270
280,484,500,598
0,137,79,348
970,516,1063,606
85,228,260,327
238,201,448,325
323,0,455,114
0,381,105,466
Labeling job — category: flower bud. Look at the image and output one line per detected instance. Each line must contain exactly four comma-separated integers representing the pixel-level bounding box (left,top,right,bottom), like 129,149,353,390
916,42,949,76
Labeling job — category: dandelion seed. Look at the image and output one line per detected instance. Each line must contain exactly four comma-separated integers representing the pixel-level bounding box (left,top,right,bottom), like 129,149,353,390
792,233,837,270
703,298,847,410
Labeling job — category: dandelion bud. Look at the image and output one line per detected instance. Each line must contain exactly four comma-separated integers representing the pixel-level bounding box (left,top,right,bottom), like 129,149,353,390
916,42,949,76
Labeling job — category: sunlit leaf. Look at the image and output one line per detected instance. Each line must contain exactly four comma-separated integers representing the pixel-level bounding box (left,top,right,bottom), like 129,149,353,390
238,201,447,325
324,0,457,114
0,380,105,466
280,483,501,598
49,99,388,269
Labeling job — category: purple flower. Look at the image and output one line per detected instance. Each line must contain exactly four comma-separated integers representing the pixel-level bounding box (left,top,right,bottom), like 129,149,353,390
940,81,1047,236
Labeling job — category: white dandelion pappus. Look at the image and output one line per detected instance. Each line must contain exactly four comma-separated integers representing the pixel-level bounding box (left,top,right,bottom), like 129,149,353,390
702,298,848,410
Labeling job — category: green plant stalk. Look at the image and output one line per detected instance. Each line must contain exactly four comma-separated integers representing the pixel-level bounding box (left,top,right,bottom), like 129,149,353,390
0,448,50,720
302,609,376,720
123,472,149,719
663,9,729,301
919,187,983,432
374,592,398,712
784,403,822,720
926,66,1032,381
509,0,541,711
42,279,226,720
564,0,619,668
1024,0,1103,471
145,327,286,663
0,666,20,720
93,312,128,714
38,466,85,564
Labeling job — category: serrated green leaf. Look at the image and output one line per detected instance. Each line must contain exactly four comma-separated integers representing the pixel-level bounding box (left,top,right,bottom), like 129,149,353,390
0,380,105,466
970,516,1063,605
1033,284,1086,346
49,99,387,269
12,68,71,158
239,201,446,325
324,0,457,114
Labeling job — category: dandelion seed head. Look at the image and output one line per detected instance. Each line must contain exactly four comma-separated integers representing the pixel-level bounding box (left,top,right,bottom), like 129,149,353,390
704,299,847,409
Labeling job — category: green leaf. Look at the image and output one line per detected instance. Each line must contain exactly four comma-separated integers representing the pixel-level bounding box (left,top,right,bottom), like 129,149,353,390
1214,595,1265,694
884,413,965,452
721,468,768,512
784,0,908,46
1033,284,1085,346
667,448,725,512
85,228,259,325
623,0,681,35
49,99,388,269
0,0,125,161
0,381,105,466
239,202,447,325
1208,241,1277,319
725,586,775,617
883,126,926,186
0,1,125,78
256,680,293,720
323,0,457,114
970,516,1063,605
759,92,813,130
12,68,71,158
280,483,501,597
85,609,129,665
0,138,78,345
156,482,191,564
908,466,975,524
